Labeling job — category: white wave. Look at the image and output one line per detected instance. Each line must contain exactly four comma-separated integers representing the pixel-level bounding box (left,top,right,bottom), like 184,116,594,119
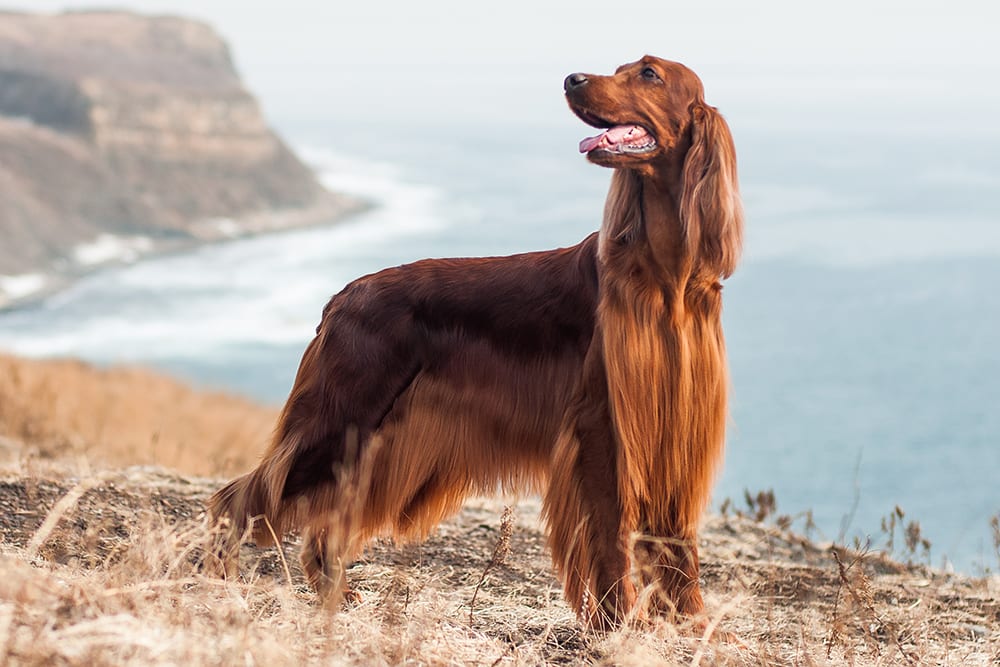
3,307,315,359
300,145,448,239
299,145,407,201
196,217,242,238
73,234,154,266
0,147,461,362
0,273,47,304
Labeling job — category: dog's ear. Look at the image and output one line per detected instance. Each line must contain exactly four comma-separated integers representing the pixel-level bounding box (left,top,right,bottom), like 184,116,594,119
680,103,744,279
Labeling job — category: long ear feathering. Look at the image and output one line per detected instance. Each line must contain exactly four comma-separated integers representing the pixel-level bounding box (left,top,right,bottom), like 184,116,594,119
680,102,744,278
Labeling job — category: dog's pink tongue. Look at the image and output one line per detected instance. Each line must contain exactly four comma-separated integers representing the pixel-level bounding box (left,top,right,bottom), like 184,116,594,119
579,125,638,153
579,133,605,153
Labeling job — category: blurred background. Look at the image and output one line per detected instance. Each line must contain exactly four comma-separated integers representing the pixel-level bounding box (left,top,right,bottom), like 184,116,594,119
0,1,998,572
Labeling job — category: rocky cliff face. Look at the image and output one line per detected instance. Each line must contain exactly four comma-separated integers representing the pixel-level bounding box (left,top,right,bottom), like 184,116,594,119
0,11,357,298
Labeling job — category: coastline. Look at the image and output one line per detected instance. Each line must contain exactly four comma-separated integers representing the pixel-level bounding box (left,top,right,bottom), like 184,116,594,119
0,192,371,313
0,11,373,314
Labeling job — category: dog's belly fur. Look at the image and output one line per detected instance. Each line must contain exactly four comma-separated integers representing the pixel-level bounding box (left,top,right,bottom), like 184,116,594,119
365,349,582,539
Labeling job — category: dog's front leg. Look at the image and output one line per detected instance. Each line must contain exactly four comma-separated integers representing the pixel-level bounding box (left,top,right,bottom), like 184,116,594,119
544,334,637,630
634,526,705,619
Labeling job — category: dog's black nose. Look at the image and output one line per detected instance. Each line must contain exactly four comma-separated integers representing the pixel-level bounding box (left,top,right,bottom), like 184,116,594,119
564,73,588,92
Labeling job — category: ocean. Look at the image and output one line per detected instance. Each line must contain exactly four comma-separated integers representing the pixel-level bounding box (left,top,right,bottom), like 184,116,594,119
1,108,998,573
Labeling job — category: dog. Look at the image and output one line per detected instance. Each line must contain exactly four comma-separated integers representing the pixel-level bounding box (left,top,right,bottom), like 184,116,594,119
209,55,743,629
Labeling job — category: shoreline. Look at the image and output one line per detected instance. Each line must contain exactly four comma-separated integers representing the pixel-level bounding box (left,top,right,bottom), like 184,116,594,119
0,192,372,313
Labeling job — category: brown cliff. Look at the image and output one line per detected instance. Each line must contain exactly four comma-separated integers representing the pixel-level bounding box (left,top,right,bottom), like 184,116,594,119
0,11,359,302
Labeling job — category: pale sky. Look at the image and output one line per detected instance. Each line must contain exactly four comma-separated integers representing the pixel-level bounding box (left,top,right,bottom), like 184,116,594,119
5,1,999,128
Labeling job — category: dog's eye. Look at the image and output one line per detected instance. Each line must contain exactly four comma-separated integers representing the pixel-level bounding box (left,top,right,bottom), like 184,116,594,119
640,67,660,82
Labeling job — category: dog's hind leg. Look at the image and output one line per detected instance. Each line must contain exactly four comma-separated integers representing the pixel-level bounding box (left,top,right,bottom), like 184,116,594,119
301,525,336,604
300,518,366,607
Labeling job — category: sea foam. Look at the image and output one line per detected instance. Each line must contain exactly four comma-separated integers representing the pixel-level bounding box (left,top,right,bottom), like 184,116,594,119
0,148,452,360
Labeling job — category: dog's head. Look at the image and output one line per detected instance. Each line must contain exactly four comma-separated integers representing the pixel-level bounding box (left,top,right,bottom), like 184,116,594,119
566,56,742,277
565,55,708,170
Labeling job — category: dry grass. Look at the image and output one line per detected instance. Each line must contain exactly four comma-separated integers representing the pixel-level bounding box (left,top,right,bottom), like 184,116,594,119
0,353,998,665
0,463,996,666
0,352,276,476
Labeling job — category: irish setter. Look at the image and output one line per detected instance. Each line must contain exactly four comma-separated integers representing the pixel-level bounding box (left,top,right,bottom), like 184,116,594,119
209,55,743,629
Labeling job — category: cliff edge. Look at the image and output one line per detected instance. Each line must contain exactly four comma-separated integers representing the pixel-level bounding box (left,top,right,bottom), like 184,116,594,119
0,11,358,304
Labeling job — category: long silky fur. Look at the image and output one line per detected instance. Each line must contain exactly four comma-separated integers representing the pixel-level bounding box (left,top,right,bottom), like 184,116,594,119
208,56,743,629
603,103,743,538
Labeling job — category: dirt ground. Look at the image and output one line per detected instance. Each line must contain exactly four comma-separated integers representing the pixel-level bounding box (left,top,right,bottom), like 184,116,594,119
0,465,997,665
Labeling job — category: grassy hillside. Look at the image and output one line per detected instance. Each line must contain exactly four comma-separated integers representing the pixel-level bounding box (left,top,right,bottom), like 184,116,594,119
0,352,276,475
0,354,997,665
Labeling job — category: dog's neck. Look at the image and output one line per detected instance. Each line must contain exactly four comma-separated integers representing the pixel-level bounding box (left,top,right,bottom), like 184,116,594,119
598,169,713,294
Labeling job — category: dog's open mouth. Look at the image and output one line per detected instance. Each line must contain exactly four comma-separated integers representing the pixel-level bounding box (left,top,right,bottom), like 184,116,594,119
579,125,657,155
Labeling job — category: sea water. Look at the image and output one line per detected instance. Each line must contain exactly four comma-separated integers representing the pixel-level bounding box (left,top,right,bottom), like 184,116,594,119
1,114,998,573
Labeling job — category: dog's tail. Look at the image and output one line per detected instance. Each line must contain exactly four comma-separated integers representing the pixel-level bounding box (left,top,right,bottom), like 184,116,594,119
208,333,330,552
208,469,270,544
205,426,304,580
207,421,306,549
